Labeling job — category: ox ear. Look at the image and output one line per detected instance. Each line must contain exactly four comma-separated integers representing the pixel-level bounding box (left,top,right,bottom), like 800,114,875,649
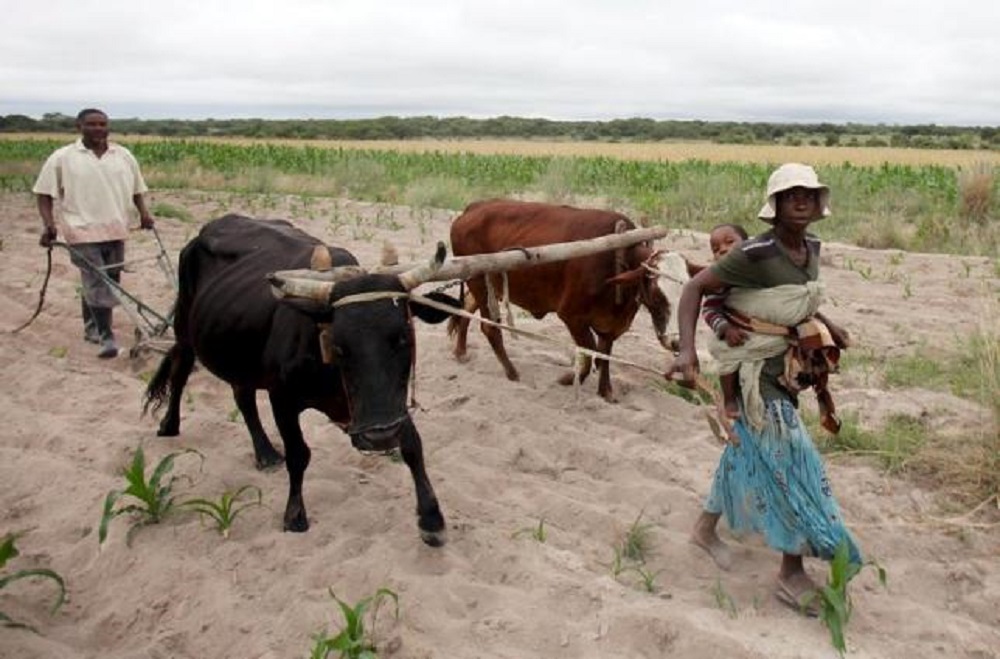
409,291,462,325
398,241,447,290
605,268,646,286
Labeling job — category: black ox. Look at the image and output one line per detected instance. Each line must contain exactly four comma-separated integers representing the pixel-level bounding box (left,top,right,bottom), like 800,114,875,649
144,214,457,544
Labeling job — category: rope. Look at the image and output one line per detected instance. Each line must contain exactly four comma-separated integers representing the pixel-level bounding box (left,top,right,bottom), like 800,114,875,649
502,272,514,328
426,278,463,296
328,287,728,442
409,292,731,443
407,304,419,411
409,292,663,376
331,291,410,308
10,247,53,334
11,238,175,346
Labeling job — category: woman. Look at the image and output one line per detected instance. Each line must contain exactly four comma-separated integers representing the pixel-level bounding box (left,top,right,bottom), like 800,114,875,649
665,163,860,616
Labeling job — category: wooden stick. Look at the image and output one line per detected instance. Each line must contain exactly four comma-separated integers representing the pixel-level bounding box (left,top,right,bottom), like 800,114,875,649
272,228,667,282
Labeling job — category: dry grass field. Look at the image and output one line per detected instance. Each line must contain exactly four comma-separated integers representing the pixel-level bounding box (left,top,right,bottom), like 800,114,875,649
5,132,1000,167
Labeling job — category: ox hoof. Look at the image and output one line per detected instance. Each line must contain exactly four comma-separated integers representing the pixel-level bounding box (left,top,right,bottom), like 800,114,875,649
283,515,310,533
156,426,179,437
454,352,471,364
254,452,285,471
420,529,447,547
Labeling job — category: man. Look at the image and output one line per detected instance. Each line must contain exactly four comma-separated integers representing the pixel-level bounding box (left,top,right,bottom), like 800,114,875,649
33,108,156,358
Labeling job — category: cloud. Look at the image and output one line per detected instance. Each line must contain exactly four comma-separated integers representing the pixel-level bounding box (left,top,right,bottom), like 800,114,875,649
3,0,999,125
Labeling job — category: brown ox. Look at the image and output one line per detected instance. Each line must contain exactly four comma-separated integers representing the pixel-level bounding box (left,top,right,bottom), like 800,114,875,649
448,199,673,401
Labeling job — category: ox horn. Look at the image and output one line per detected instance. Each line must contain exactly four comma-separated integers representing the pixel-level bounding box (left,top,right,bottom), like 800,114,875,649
278,259,422,279
309,245,333,271
398,242,448,290
381,240,400,267
269,265,368,302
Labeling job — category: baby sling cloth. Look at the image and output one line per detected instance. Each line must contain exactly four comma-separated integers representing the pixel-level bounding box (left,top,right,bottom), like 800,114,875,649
708,282,843,434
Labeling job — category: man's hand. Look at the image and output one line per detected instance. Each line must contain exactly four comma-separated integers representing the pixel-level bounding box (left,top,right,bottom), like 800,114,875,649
39,225,58,248
139,213,156,230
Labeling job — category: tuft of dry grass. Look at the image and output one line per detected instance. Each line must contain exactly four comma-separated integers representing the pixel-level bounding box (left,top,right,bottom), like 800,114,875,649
828,293,999,514
957,161,995,223
908,295,1000,511
852,213,914,251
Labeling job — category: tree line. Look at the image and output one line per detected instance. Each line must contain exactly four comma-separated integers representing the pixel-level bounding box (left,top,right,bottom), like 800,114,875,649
2,112,997,150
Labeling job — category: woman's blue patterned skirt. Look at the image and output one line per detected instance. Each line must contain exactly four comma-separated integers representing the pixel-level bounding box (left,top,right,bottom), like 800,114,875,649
705,398,861,564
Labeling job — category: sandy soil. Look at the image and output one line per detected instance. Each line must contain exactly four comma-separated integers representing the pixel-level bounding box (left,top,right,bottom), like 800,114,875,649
1,189,998,659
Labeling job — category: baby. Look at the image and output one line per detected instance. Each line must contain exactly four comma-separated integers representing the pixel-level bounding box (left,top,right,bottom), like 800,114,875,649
701,223,749,423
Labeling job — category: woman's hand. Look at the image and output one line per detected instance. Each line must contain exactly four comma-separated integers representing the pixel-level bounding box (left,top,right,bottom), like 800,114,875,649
664,349,700,388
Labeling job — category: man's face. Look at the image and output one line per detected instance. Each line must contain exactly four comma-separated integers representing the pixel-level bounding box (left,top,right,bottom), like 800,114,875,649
77,112,109,148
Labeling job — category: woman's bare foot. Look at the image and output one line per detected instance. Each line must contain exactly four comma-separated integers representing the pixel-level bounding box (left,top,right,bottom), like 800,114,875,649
690,511,732,570
776,556,821,616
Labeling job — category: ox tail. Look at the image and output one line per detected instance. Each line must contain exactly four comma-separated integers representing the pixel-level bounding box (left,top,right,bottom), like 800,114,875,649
445,282,481,338
142,236,199,418
168,236,211,345
142,345,177,417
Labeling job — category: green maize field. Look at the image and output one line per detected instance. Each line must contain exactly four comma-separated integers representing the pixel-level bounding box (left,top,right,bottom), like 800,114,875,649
1,137,996,256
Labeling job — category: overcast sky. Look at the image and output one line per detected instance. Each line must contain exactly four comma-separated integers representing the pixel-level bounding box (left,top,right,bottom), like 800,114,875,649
3,0,998,126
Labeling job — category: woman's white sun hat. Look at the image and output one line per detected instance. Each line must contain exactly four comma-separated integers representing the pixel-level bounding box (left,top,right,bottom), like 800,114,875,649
758,163,831,222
